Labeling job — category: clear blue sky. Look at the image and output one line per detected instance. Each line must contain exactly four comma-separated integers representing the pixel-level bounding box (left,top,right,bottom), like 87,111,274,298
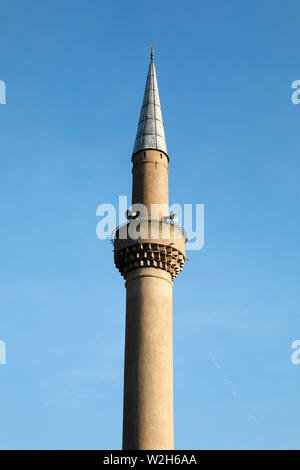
0,0,300,450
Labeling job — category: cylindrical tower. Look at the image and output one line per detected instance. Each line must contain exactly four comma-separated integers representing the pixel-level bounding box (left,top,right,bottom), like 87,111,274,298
114,48,185,450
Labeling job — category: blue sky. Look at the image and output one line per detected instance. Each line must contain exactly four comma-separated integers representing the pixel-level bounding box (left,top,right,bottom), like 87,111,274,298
0,0,300,449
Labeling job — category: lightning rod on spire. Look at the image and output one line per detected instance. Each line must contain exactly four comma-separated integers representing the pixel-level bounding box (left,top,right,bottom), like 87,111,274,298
150,44,154,61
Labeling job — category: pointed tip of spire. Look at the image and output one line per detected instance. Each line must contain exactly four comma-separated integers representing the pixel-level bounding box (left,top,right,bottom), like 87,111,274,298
150,44,154,61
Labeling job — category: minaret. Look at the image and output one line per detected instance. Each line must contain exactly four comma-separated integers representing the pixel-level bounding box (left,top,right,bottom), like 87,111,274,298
114,47,185,450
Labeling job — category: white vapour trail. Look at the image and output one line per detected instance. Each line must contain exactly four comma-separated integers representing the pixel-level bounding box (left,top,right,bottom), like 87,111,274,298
200,333,259,425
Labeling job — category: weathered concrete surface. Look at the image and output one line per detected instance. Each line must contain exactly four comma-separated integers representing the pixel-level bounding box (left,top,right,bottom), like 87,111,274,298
132,149,169,220
122,268,173,450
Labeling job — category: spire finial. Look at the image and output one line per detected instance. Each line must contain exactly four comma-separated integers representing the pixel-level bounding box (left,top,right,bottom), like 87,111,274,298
150,44,154,61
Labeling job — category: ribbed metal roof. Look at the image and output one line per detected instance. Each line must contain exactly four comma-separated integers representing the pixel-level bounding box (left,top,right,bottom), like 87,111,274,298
132,50,168,156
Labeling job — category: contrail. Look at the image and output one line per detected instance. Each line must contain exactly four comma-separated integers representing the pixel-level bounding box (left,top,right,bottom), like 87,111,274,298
200,333,259,425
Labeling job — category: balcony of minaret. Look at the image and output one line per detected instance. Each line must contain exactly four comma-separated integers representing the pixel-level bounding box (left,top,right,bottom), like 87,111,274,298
113,219,186,281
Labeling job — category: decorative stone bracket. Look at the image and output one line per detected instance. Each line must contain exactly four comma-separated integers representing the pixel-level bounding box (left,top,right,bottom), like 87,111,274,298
114,242,185,281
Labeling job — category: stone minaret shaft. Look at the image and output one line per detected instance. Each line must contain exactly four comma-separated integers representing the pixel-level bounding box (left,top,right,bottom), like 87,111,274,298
114,49,185,450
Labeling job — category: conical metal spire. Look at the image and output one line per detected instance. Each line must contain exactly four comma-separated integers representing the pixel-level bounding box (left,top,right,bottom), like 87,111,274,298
132,47,168,157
